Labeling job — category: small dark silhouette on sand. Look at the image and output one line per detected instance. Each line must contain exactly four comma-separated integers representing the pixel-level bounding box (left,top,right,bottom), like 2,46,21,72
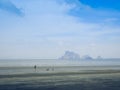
34,65,37,70
46,68,49,71
46,67,54,71
52,67,54,71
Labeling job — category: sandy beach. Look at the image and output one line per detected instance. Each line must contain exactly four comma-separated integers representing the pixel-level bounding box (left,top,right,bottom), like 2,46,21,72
0,66,120,90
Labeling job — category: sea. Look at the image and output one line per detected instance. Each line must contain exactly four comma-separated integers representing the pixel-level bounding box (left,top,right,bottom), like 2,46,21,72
0,59,120,67
0,59,120,75
0,59,120,90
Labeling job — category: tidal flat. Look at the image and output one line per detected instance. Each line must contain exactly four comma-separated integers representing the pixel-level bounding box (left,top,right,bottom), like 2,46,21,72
0,66,120,90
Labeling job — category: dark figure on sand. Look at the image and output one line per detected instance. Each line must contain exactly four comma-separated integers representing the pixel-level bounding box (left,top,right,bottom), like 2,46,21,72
46,68,49,71
34,65,37,70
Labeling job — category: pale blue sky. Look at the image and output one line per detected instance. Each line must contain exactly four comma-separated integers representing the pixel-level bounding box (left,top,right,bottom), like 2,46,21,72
0,0,120,59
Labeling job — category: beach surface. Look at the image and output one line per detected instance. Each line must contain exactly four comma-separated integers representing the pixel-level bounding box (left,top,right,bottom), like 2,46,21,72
0,66,120,90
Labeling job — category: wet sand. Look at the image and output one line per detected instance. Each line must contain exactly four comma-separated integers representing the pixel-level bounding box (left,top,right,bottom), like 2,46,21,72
0,67,120,90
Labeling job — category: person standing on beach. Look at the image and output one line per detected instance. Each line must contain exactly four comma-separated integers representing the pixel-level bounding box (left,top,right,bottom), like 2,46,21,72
34,65,37,71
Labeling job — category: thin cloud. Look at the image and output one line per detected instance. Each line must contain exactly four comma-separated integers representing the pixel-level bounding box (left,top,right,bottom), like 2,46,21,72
57,0,120,23
0,0,24,16
0,0,120,58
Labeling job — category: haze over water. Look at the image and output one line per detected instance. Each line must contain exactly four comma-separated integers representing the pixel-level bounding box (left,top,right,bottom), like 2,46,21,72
0,59,120,67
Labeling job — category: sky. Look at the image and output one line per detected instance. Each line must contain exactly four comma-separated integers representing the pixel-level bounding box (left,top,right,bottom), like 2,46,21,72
0,0,120,59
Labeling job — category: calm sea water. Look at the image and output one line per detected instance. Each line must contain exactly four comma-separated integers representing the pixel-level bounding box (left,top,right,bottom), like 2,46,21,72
0,59,120,67
0,59,120,75
0,59,120,90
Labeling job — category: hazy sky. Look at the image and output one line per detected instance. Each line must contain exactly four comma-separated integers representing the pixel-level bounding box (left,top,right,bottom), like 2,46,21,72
0,0,120,59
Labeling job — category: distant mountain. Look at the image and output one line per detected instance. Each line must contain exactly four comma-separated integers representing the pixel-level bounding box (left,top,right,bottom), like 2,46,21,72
82,55,93,60
59,51,80,60
96,56,103,60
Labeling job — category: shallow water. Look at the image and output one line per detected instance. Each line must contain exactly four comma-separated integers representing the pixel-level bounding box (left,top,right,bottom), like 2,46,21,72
0,66,120,75
0,59,120,67
0,73,120,90
0,59,120,90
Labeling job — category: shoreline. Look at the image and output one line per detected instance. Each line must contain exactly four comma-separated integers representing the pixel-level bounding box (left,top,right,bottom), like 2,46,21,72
0,65,120,67
0,69,120,90
0,65,120,75
0,69,120,78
